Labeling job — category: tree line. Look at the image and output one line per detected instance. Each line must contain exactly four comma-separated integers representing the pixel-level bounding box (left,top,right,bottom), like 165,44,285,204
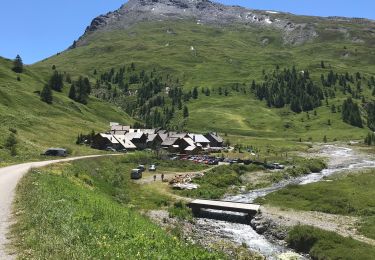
251,66,324,113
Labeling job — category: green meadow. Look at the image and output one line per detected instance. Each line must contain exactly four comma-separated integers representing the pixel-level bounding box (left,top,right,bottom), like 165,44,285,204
258,169,375,240
1,20,374,164
11,155,226,259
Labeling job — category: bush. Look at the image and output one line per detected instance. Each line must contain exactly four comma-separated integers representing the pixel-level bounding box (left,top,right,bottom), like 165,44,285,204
168,201,193,221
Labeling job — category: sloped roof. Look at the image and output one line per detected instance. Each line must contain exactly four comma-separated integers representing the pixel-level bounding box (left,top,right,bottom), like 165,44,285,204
113,135,137,149
169,132,188,138
185,145,198,151
157,129,168,134
124,132,145,140
147,134,158,142
110,130,127,135
111,125,130,131
183,137,196,147
159,133,168,141
141,129,156,135
206,132,224,143
162,137,179,146
188,134,210,143
100,133,119,144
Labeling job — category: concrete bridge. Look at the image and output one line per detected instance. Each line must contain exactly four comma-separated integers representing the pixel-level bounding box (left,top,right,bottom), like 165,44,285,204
188,199,260,217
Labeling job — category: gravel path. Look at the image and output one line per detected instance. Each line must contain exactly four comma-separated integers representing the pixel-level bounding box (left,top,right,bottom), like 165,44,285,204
135,166,217,184
0,154,119,259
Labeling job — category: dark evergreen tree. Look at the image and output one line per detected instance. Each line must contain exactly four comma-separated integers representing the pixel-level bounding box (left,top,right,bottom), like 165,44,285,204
40,85,53,104
68,84,76,100
48,71,64,92
12,55,23,73
192,87,198,99
342,97,362,128
183,106,189,118
366,101,375,131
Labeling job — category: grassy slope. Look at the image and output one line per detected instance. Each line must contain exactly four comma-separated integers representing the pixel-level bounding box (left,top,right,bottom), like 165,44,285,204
287,225,375,260
0,57,134,164
257,169,375,240
32,21,374,142
11,156,224,259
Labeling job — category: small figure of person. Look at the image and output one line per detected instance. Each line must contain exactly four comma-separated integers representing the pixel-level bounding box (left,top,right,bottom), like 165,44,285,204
161,173,165,182
153,175,156,182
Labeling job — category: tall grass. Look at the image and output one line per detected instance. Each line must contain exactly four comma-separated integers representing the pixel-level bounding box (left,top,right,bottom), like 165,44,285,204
287,225,375,260
11,158,226,259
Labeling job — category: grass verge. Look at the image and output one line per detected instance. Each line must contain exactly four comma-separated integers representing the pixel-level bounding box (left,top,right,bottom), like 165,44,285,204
11,157,225,259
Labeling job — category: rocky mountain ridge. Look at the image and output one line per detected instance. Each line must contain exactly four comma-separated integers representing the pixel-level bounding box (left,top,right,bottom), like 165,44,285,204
77,0,321,46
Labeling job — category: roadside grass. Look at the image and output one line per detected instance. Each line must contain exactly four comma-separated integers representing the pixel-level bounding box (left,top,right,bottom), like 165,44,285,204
287,225,375,260
11,157,226,259
257,169,375,239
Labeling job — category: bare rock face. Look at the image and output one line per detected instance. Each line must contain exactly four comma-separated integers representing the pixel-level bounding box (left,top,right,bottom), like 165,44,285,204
76,0,319,46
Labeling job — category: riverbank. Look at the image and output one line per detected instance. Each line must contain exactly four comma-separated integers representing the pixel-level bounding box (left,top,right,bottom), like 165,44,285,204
176,144,375,259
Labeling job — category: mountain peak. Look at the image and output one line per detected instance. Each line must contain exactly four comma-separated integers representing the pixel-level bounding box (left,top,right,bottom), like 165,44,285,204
77,0,317,47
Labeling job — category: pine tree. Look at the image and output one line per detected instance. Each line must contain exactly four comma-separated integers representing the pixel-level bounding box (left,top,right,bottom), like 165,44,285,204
68,84,76,100
183,106,189,118
192,87,198,99
48,71,64,92
12,55,23,73
40,85,53,104
342,97,362,128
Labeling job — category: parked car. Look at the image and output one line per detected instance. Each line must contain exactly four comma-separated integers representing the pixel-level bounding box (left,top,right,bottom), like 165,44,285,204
137,165,146,172
42,148,67,157
131,169,142,179
119,149,128,153
149,164,156,171
272,163,285,169
105,147,117,152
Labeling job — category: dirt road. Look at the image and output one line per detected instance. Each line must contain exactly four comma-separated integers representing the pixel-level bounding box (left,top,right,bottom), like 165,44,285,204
0,154,119,259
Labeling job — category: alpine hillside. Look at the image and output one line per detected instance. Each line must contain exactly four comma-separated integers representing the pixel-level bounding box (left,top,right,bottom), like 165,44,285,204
2,0,375,161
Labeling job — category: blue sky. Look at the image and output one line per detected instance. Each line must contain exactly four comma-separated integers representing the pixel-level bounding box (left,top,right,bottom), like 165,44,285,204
1,0,374,64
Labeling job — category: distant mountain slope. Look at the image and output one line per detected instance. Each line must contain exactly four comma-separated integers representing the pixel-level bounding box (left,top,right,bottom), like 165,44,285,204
0,57,133,163
27,0,375,143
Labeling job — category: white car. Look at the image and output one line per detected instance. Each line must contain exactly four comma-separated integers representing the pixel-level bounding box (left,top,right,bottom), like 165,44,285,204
149,164,156,171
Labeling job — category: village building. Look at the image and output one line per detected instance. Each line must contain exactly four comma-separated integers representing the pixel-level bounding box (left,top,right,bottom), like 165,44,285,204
204,132,224,148
146,134,163,149
113,135,137,150
188,134,210,148
92,133,121,150
92,124,224,155
124,132,148,150
110,125,130,135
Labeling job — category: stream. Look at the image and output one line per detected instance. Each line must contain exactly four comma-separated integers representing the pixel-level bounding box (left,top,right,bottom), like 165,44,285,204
194,145,375,259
